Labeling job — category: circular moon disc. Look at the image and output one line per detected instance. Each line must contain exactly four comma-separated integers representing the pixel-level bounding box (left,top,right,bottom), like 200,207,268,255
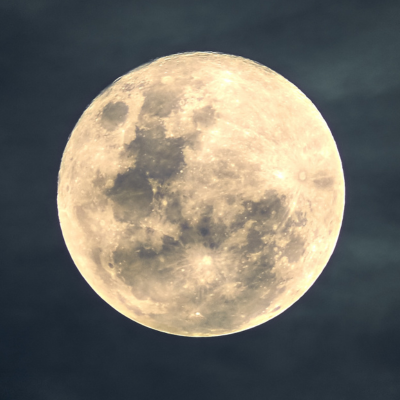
57,52,345,337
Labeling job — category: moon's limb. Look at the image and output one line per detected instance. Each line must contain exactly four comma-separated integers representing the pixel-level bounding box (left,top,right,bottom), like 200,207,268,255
57,52,345,337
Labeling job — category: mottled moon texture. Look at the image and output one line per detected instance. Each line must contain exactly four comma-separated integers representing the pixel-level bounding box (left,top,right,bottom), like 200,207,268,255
58,52,345,337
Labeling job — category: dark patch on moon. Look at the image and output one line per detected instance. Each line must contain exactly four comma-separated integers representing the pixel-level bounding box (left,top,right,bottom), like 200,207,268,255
192,105,217,128
122,83,136,92
112,237,186,303
106,168,153,223
313,176,334,187
101,101,129,131
240,251,276,292
200,226,209,236
194,206,228,249
191,78,206,90
92,170,106,188
137,247,158,259
164,195,183,223
283,211,307,230
140,86,181,118
233,192,287,231
244,194,286,219
180,220,191,232
224,190,307,302
184,130,202,150
91,247,102,267
226,194,236,205
213,155,241,179
127,126,186,181
161,235,184,260
283,234,306,263
113,246,162,301
245,228,265,253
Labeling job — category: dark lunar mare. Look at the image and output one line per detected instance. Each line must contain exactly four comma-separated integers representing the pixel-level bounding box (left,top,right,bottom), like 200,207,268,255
100,101,129,131
126,126,186,181
103,82,188,222
192,105,217,128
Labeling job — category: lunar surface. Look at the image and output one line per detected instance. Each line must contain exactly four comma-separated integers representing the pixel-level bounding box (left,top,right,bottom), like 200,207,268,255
57,52,345,337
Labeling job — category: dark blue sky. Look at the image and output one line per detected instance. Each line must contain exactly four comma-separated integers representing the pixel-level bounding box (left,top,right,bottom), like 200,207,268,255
1,0,400,399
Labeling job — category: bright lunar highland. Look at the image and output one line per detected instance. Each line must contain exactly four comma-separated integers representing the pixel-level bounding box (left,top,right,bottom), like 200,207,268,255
57,52,345,337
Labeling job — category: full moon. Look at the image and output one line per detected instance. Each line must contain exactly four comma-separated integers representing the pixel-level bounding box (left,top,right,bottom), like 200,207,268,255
58,52,345,337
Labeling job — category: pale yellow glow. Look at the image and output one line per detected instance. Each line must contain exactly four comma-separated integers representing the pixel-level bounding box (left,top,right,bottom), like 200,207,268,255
58,52,345,337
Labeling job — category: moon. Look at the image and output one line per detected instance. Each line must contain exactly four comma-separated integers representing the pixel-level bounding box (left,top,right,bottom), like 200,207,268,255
57,52,345,337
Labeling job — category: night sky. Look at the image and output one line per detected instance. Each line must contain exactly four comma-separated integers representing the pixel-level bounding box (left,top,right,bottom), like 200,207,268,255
2,0,400,399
